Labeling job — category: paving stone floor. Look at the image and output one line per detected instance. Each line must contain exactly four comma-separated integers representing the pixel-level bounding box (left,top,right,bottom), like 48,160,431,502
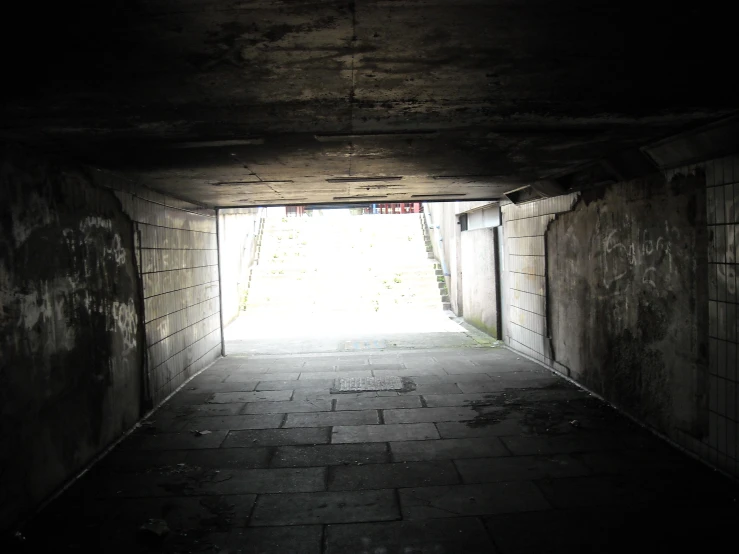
16,345,739,553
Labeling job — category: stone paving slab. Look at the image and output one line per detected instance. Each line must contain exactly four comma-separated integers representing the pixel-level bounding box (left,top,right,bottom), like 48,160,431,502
95,467,326,497
398,383,463,395
535,475,660,509
271,444,390,468
501,388,591,403
401,356,439,367
325,517,497,553
365,362,406,370
20,343,739,553
291,390,398,402
336,363,375,371
399,481,551,519
78,496,255,552
164,392,213,406
458,376,560,393
300,370,373,380
236,365,331,373
177,414,285,432
161,402,245,417
284,410,380,428
189,372,228,384
412,373,493,384
222,427,331,447
256,378,335,390
185,381,259,393
383,405,504,424
371,368,449,377
422,392,501,406
226,372,300,382
250,490,400,525
436,419,525,438
328,461,459,490
500,434,623,455
455,454,592,483
252,360,311,369
94,448,192,473
574,447,699,475
242,399,332,413
334,395,422,410
390,437,509,461
228,525,323,554
209,390,293,403
332,423,440,443
185,447,272,469
126,430,228,450
194,467,327,495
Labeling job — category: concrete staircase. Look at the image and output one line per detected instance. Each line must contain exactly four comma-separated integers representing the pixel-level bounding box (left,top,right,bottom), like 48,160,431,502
241,213,450,314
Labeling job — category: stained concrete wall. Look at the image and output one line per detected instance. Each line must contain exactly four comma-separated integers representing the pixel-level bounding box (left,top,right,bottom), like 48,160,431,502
548,172,707,445
497,157,739,478
218,208,262,327
0,146,145,528
460,228,500,338
113,188,221,404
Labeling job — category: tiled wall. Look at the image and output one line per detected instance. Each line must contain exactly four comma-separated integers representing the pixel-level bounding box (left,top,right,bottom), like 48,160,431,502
115,188,222,404
671,155,739,477
500,194,579,364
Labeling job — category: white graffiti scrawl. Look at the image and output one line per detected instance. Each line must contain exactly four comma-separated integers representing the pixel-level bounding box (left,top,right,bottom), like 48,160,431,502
601,220,680,291
112,299,138,354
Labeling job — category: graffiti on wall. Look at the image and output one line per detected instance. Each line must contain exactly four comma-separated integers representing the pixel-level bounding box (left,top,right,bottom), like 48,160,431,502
600,220,682,291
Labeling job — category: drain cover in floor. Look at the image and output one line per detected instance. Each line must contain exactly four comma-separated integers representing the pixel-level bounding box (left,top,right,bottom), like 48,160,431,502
332,376,403,393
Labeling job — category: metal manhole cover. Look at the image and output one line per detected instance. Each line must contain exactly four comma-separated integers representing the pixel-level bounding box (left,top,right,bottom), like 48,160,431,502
331,376,416,393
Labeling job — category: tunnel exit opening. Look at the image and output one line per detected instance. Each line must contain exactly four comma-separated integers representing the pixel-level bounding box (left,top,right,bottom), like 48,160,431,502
215,203,484,360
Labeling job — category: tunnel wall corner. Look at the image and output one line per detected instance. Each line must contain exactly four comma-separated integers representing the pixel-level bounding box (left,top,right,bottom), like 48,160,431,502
540,155,739,477
108,182,222,405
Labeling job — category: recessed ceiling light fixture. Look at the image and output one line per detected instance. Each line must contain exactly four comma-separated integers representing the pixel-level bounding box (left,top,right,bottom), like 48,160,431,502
333,195,389,200
213,180,294,186
315,131,438,142
431,175,498,180
411,193,467,198
171,138,265,149
326,176,403,183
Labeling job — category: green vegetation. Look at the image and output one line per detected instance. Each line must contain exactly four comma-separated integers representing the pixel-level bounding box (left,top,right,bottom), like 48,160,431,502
239,290,249,310
465,316,498,340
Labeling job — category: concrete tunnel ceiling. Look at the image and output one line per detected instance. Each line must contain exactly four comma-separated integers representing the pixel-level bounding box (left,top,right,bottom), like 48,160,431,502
0,1,735,207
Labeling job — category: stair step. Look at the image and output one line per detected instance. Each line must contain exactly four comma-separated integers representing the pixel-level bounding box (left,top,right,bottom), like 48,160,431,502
242,213,448,313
